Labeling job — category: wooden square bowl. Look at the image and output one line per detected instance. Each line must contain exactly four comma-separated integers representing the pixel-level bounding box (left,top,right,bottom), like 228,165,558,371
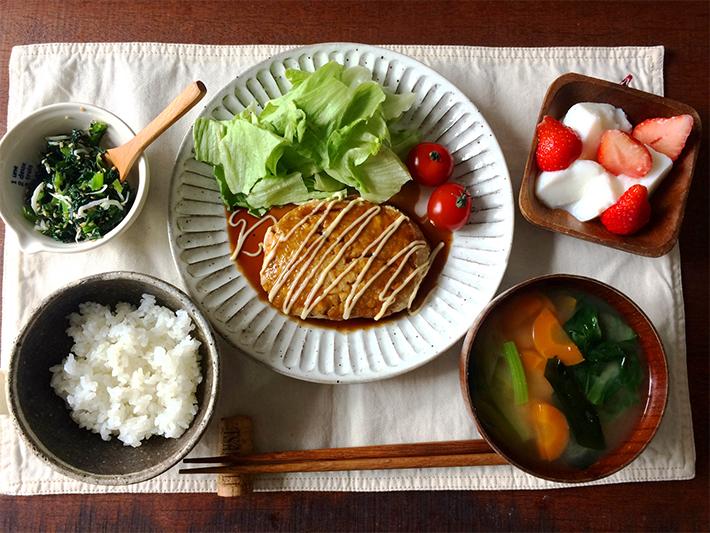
519,73,702,257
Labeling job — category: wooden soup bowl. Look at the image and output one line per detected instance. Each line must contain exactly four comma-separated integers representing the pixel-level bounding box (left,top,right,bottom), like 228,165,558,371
519,72,702,257
459,274,668,483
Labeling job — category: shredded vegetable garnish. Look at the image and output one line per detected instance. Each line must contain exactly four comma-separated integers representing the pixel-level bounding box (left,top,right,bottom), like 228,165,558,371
23,121,134,242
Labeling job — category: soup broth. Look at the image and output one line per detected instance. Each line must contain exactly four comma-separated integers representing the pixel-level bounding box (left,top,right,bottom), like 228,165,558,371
470,288,648,472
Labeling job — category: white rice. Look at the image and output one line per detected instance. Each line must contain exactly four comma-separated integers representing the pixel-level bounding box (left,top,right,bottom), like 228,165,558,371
50,294,203,447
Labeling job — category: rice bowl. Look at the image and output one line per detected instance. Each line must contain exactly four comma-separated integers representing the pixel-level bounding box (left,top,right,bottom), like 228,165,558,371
50,294,203,447
7,271,219,485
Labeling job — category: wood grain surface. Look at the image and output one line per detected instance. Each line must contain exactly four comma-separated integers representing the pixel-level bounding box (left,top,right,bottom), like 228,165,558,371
107,80,207,182
0,1,707,531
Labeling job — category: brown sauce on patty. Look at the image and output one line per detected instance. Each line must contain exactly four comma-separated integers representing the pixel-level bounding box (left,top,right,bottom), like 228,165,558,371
226,182,451,331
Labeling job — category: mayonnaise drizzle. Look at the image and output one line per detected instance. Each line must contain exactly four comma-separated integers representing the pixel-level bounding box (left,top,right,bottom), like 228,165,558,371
299,204,382,318
280,199,367,314
266,199,340,303
404,241,445,315
341,215,408,319
261,198,444,321
228,210,277,260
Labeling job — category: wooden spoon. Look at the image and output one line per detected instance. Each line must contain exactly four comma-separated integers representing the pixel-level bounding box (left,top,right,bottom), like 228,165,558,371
105,81,207,181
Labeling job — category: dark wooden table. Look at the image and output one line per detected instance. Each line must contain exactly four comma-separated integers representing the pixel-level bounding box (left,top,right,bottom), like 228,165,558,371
0,1,707,531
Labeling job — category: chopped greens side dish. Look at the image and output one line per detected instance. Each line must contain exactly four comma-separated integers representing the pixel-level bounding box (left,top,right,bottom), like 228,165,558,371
23,122,133,242
193,61,419,215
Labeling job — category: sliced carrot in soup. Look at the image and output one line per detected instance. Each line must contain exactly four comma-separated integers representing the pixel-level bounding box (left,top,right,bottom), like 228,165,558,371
508,324,535,351
530,401,570,461
520,349,554,401
501,293,556,351
520,349,546,375
500,292,553,330
532,307,584,365
551,294,577,323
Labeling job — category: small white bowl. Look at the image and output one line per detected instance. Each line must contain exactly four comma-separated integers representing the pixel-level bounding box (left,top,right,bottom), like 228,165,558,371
0,103,150,253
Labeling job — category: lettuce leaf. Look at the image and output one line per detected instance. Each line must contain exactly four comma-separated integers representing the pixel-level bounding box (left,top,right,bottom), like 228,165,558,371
382,90,416,121
248,172,312,209
194,117,287,195
353,146,412,203
193,61,418,212
325,116,385,187
390,128,421,159
259,100,307,143
193,118,226,165
312,173,347,192
339,82,387,128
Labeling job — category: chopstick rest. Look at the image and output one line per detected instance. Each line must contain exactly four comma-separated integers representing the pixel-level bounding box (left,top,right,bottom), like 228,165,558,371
216,416,254,497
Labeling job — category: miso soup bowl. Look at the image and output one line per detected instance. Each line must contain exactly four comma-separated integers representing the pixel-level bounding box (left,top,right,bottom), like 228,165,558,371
459,274,668,483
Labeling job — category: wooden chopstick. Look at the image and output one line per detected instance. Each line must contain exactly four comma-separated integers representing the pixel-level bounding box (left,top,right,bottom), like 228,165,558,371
180,452,507,475
179,439,507,475
182,438,496,465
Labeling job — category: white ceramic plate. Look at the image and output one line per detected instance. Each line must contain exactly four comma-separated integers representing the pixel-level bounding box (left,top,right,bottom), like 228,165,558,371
168,43,514,383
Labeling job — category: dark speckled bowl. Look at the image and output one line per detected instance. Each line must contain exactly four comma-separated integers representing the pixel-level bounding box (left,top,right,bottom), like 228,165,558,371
7,272,220,485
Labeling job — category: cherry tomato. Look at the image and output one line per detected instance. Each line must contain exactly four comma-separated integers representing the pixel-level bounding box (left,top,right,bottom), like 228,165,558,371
406,142,454,187
427,183,472,231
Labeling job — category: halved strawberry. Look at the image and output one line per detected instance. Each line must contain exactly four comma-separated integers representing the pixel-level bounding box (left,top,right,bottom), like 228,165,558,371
632,114,693,161
597,130,652,178
600,184,651,235
535,116,582,171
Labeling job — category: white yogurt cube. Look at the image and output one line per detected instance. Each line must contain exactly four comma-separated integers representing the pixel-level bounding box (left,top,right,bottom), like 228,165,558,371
536,159,613,208
562,172,626,221
562,102,633,160
618,145,673,195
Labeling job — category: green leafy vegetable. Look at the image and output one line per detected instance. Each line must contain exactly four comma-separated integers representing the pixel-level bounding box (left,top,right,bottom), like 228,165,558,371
350,146,413,203
488,358,532,442
193,61,418,213
21,205,37,223
599,312,637,343
88,121,108,144
586,341,626,362
111,179,124,194
544,357,605,450
24,122,133,242
89,171,104,191
608,352,643,415
390,128,421,159
564,304,602,354
581,362,621,405
502,341,528,405
247,172,312,210
476,397,532,446
312,173,346,193
563,300,643,421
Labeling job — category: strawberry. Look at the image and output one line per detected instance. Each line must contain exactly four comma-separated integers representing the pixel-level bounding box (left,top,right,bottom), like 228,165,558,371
597,129,652,178
600,184,651,235
535,116,582,171
632,114,693,161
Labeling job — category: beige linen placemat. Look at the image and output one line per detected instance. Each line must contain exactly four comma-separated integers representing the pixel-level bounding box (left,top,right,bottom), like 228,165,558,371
0,44,694,494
